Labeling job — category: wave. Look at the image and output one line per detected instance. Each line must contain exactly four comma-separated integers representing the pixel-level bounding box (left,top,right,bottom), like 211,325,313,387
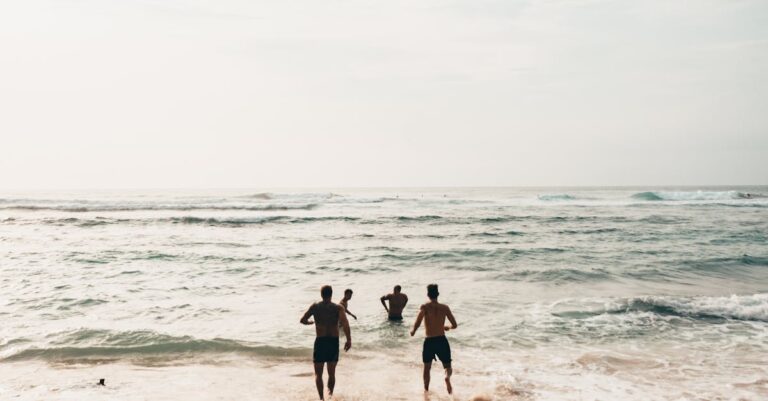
553,293,768,322
677,254,768,272
395,215,443,222
171,216,361,226
631,191,759,201
370,247,567,265
239,193,272,200
538,194,576,201
0,204,319,212
1,329,308,364
558,228,620,234
495,268,612,283
12,214,656,228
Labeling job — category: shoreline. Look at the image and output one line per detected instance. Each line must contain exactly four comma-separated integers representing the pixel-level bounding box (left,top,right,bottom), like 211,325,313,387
2,341,767,401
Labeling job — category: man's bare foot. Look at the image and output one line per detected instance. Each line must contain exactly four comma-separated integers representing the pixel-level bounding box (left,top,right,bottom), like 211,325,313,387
445,377,453,394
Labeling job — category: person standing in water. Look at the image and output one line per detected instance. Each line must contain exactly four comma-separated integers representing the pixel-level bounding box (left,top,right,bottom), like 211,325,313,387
339,289,357,321
380,285,408,321
410,284,458,394
300,285,352,400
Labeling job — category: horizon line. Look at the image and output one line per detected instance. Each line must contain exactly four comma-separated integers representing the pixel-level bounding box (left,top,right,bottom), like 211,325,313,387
1,184,766,192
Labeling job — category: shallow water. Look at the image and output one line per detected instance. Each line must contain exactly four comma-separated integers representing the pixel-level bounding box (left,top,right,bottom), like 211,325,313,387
1,187,767,400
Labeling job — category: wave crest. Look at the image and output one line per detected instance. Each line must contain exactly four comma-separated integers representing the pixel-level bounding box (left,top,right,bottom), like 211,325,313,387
0,204,318,212
538,194,576,201
631,191,757,201
554,293,768,322
1,330,308,364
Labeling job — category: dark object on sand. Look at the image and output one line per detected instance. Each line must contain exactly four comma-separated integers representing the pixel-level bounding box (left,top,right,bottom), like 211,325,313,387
98,379,105,386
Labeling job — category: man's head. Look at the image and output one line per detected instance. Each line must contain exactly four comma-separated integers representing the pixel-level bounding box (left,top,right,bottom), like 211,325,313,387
394,285,402,293
427,284,439,300
321,285,333,300
344,288,353,299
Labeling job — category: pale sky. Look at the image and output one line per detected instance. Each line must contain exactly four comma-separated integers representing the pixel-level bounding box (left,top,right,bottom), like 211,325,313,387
1,0,766,188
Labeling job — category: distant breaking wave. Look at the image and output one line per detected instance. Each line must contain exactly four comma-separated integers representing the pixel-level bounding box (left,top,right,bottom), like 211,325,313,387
171,216,360,225
8,213,714,228
538,194,576,201
0,204,319,212
239,193,273,200
631,191,759,201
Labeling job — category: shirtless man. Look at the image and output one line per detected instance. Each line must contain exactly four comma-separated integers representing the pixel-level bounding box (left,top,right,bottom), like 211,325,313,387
339,289,357,320
380,285,408,321
410,284,458,394
300,285,352,400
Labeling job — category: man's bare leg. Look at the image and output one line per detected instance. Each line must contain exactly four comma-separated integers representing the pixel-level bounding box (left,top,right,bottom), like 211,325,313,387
314,362,325,400
443,364,453,394
423,362,431,392
327,362,337,397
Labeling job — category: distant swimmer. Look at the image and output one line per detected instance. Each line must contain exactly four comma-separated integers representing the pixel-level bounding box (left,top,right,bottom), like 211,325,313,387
300,285,352,401
339,289,357,320
380,285,408,321
410,284,458,395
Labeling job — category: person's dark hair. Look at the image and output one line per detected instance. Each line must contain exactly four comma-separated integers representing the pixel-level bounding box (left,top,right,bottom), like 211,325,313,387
321,285,333,299
427,284,439,299
344,288,353,295
394,285,402,293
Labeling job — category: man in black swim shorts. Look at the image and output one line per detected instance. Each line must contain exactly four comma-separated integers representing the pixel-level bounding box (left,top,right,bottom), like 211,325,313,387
410,284,458,394
301,285,352,400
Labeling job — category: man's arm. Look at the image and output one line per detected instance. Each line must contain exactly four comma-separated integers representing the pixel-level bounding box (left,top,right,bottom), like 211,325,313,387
410,306,424,336
300,304,314,325
403,294,408,308
380,295,390,313
339,305,352,351
345,307,357,320
445,306,458,330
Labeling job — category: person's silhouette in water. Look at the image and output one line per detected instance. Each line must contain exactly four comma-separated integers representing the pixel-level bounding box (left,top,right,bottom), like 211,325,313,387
380,285,408,321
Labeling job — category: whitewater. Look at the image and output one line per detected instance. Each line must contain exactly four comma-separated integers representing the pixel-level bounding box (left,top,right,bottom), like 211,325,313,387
0,187,766,400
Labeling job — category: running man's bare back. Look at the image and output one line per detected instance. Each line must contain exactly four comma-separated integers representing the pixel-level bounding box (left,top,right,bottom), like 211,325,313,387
417,301,457,337
304,301,345,337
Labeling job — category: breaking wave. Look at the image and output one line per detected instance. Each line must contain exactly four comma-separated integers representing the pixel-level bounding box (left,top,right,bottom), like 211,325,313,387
0,204,318,212
538,194,576,201
631,191,758,201
1,329,308,363
554,293,768,322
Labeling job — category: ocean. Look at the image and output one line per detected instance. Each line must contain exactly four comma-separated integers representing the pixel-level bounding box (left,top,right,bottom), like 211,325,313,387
0,187,766,400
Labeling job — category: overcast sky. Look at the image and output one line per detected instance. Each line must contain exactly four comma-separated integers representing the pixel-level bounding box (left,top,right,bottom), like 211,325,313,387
1,0,766,188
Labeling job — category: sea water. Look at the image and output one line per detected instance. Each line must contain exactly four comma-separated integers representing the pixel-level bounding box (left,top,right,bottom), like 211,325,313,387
0,187,766,400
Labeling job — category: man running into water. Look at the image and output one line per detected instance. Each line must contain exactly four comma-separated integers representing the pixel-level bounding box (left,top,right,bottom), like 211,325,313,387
410,284,458,394
300,285,352,400
380,285,408,321
339,289,357,320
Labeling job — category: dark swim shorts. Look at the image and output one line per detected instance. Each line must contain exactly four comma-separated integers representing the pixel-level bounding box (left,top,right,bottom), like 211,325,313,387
422,335,452,365
313,336,339,363
388,315,403,321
